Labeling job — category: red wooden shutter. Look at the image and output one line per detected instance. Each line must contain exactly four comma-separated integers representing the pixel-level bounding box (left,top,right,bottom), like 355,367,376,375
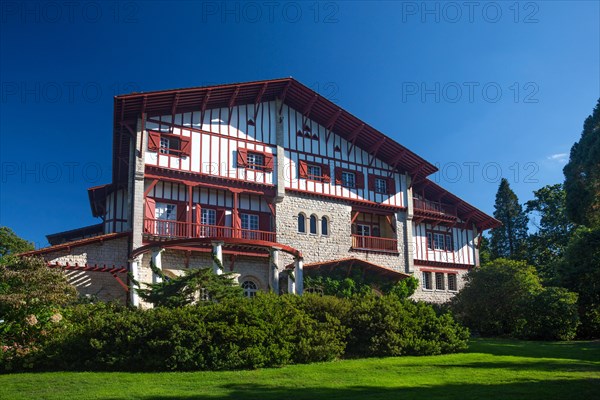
148,131,161,151
180,136,191,157
368,175,376,192
194,204,202,237
144,198,156,233
322,164,331,183
355,171,365,189
216,209,226,237
237,148,248,168
216,209,226,225
177,203,187,222
259,213,271,232
299,160,308,179
264,153,274,172
387,177,396,194
334,167,343,185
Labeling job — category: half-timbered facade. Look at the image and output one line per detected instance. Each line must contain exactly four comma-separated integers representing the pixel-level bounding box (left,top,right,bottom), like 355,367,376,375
22,78,500,305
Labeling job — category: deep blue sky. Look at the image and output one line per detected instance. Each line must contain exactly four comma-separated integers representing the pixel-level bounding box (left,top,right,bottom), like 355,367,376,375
1,1,598,248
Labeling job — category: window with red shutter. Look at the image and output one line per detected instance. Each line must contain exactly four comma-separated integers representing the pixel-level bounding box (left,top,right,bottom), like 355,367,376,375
180,136,191,157
322,164,331,183
148,131,161,151
237,148,249,168
299,160,309,179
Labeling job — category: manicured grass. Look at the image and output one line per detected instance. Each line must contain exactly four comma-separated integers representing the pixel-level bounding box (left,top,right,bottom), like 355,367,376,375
1,339,598,400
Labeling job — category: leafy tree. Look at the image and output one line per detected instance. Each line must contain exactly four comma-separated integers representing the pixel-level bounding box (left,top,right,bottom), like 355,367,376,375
450,258,579,340
489,178,529,259
134,262,243,308
478,235,492,265
556,227,600,338
0,227,34,265
525,184,574,281
563,98,600,228
450,258,541,337
0,257,77,348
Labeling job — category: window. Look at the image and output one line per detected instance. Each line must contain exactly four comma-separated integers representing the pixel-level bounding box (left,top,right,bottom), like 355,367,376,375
246,152,265,170
242,280,258,298
160,136,181,154
321,217,329,236
148,131,191,157
435,273,445,290
341,171,356,188
155,202,177,236
299,161,330,183
368,174,395,194
241,213,259,231
422,271,432,290
310,214,317,234
298,213,306,233
201,209,216,225
445,234,453,251
448,274,457,291
199,208,216,236
356,224,371,237
336,168,364,189
375,178,387,194
237,149,274,172
307,165,322,180
427,231,452,251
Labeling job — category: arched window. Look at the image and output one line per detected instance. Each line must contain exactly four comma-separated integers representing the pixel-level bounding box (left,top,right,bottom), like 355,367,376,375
298,213,306,233
310,214,317,234
321,216,329,236
242,280,258,298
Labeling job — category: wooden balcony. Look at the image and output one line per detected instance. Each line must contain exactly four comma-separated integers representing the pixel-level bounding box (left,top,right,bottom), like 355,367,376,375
351,234,398,253
413,198,458,222
143,218,276,242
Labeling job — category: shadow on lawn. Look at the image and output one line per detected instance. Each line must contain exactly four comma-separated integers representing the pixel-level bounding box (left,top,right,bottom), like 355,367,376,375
468,339,600,362
136,379,599,400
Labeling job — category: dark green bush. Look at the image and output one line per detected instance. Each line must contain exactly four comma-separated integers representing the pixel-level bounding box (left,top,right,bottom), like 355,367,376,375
521,287,579,341
3,294,469,372
345,296,469,357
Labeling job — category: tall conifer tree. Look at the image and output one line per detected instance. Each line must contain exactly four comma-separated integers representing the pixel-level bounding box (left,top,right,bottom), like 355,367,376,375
490,178,529,259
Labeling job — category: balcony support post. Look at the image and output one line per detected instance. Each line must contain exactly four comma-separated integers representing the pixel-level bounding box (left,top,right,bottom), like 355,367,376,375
294,257,304,295
129,255,141,307
212,241,224,275
270,248,281,294
151,247,164,284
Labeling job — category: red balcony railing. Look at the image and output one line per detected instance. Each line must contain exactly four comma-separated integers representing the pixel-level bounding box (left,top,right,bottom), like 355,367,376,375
143,218,276,242
351,234,398,252
413,198,457,217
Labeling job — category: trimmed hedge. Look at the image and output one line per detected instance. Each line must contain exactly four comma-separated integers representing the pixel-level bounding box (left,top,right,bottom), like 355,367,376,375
1,294,469,372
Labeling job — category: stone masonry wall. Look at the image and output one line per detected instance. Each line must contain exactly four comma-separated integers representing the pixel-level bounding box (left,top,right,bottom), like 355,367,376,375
410,265,469,303
39,237,130,303
275,192,407,272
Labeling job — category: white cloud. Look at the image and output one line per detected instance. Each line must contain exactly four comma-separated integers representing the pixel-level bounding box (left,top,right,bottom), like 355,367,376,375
547,153,568,163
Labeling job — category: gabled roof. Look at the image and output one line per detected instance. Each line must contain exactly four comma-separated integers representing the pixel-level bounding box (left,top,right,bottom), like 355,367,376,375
112,77,438,184
414,179,501,230
19,232,130,257
303,257,410,281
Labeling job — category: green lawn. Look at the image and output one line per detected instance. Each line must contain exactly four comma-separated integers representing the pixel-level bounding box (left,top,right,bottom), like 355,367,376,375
1,339,598,400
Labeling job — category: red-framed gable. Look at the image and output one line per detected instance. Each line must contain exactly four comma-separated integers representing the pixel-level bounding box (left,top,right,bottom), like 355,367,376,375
112,78,438,186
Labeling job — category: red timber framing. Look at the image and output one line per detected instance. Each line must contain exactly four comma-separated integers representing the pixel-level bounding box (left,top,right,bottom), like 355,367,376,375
142,167,277,246
414,259,475,270
47,262,129,292
112,78,438,187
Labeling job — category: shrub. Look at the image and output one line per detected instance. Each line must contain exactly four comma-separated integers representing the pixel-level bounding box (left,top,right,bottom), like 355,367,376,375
522,287,579,340
3,294,470,372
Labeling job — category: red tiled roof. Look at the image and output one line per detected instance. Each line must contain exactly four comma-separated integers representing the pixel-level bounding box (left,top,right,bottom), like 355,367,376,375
19,232,130,257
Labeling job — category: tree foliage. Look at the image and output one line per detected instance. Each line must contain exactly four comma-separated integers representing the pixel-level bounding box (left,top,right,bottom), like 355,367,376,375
304,267,418,299
525,184,574,281
563,98,600,228
134,262,243,308
0,257,77,350
490,178,529,260
556,227,600,338
450,258,579,340
0,227,34,265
